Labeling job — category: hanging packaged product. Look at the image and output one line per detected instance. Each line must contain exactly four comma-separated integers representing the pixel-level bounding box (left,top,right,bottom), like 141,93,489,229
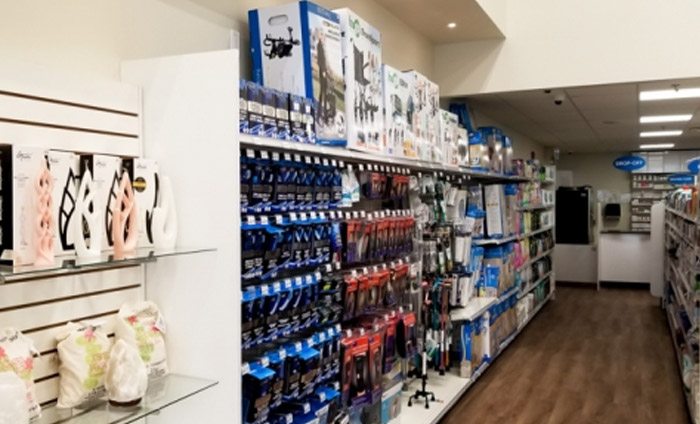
382,64,414,158
468,131,489,171
336,8,383,153
56,323,111,409
115,301,168,379
0,328,40,420
243,364,276,424
403,70,440,163
249,1,347,146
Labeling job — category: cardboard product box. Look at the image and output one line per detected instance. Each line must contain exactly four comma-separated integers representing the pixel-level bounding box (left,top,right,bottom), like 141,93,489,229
246,81,265,137
48,151,80,256
484,184,505,238
456,126,469,166
380,382,402,423
262,86,278,139
79,154,122,251
0,146,50,265
336,8,383,153
382,64,414,158
239,79,249,134
123,158,159,248
249,1,346,146
439,109,459,166
274,90,291,140
404,70,439,162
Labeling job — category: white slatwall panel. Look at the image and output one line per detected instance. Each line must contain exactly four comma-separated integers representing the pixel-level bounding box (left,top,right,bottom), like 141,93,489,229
0,61,145,406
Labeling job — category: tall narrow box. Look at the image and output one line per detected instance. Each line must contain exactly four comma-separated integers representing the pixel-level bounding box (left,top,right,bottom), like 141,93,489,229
404,70,439,162
336,8,383,153
382,64,414,158
48,151,80,256
439,110,459,166
484,184,505,238
123,158,159,248
79,154,122,251
249,1,346,146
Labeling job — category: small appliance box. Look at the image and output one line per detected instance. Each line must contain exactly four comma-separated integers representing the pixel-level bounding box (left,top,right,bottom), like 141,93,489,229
336,8,383,153
380,382,402,423
123,158,159,248
439,109,459,166
456,126,469,166
484,184,505,238
403,70,439,163
79,154,122,251
382,64,414,158
249,1,347,146
48,150,80,256
0,146,50,265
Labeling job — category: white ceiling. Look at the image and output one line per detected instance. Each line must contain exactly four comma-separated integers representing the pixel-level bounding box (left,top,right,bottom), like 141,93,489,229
466,78,700,152
372,0,504,42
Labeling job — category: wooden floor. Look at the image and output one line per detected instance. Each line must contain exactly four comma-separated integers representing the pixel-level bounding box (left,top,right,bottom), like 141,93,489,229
441,287,690,424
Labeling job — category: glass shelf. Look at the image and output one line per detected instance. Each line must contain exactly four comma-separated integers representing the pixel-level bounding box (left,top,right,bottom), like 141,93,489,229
36,374,217,424
0,246,214,283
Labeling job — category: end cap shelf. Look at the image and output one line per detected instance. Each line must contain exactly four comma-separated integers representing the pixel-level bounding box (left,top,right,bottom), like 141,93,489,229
0,246,215,283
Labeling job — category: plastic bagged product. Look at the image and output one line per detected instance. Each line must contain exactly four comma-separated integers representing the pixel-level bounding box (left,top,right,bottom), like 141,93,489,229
0,329,40,420
115,301,168,379
0,371,29,424
56,323,111,409
105,340,149,406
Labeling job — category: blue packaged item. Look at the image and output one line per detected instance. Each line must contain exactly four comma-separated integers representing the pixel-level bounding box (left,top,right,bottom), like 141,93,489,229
262,86,279,138
380,381,402,424
243,365,276,424
276,90,292,140
469,246,484,275
484,264,500,297
468,131,489,171
289,94,307,143
247,81,265,136
240,79,249,134
479,126,504,174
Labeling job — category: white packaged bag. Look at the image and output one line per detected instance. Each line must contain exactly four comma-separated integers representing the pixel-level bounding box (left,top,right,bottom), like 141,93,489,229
0,328,40,419
56,323,111,409
0,371,30,424
105,340,148,406
115,301,167,378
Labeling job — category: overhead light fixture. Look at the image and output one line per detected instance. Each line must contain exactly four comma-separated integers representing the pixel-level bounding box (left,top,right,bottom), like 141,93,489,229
640,143,675,149
640,130,683,137
447,22,457,29
640,87,700,101
640,114,692,124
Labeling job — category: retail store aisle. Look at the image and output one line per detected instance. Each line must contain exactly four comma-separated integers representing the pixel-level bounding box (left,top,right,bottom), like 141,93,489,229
442,287,689,424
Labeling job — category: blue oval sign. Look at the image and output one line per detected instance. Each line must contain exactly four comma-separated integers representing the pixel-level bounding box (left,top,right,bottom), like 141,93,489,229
687,157,700,174
668,173,695,186
613,155,646,171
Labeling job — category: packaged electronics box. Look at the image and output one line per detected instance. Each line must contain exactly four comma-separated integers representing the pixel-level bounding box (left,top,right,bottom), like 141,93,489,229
439,109,459,166
404,70,440,163
336,8,383,153
123,158,159,248
79,154,122,251
249,1,347,146
382,64,415,158
0,145,49,265
48,150,80,256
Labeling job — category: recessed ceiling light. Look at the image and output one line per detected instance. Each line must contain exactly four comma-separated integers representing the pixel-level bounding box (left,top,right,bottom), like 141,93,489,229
640,143,675,149
640,87,700,101
447,22,457,29
640,130,683,137
640,114,693,124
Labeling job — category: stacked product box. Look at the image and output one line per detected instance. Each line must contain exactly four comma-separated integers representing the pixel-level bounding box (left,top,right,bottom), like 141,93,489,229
404,70,439,163
249,1,346,146
439,109,460,167
382,64,415,158
336,8,384,153
240,80,316,143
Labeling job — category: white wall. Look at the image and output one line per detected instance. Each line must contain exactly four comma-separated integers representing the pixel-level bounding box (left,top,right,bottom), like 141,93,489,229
556,152,631,196
435,0,700,95
0,0,234,80
472,111,547,161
